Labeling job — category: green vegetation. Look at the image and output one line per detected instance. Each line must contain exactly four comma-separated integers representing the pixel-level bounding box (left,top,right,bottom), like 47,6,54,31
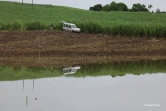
90,1,148,12
0,60,166,81
132,3,148,12
0,66,62,81
0,1,166,37
74,60,166,77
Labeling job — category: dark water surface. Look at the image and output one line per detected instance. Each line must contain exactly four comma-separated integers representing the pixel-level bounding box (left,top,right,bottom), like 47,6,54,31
0,61,166,111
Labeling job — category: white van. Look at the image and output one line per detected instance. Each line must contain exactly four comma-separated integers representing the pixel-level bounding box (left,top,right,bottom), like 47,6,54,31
62,21,80,33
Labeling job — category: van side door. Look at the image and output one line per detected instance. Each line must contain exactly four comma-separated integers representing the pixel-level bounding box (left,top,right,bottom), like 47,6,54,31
68,25,72,31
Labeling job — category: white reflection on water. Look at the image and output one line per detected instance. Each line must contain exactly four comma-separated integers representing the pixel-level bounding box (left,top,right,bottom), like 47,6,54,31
63,65,81,75
0,73,166,111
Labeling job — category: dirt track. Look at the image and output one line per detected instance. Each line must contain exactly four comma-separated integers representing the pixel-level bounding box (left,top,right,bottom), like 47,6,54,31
0,30,166,67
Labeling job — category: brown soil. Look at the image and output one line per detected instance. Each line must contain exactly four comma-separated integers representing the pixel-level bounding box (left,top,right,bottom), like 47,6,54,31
0,30,166,67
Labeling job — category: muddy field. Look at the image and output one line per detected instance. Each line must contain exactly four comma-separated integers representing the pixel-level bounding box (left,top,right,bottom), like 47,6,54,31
0,31,166,67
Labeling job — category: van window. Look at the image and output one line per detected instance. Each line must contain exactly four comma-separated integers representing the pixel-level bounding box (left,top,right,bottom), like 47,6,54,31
66,24,69,28
71,25,77,28
69,25,71,28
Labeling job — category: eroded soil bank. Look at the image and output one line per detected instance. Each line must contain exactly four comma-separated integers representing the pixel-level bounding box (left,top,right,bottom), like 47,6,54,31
0,31,166,67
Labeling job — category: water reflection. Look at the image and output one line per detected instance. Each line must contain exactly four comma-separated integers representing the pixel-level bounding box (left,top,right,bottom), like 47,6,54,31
23,79,35,90
22,79,36,107
22,79,37,108
0,74,166,111
0,60,166,81
0,60,166,111
63,65,81,75
26,95,28,107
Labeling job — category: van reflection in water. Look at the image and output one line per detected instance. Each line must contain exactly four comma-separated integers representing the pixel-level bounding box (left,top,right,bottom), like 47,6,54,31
63,65,81,75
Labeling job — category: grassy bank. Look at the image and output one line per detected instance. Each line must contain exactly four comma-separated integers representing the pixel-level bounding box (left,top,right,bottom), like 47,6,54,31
1,60,166,81
0,1,166,37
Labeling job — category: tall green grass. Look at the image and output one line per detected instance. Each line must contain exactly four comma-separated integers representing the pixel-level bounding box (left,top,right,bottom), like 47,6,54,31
0,1,166,37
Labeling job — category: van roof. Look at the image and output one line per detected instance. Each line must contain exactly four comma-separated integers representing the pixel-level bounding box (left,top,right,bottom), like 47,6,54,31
64,23,75,25
61,21,75,25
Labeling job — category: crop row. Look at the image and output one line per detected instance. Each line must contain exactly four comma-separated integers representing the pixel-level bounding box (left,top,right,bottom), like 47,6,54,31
0,21,166,37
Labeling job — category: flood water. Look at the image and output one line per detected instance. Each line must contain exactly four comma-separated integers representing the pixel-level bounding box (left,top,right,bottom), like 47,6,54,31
0,60,166,111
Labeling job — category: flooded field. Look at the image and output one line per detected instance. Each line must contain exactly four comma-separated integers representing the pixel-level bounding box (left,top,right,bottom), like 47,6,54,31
0,60,166,111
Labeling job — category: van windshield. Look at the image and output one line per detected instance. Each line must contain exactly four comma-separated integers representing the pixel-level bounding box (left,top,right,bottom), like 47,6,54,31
71,25,77,28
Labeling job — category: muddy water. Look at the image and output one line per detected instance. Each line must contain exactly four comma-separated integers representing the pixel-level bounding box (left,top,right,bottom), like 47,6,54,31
0,61,166,111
